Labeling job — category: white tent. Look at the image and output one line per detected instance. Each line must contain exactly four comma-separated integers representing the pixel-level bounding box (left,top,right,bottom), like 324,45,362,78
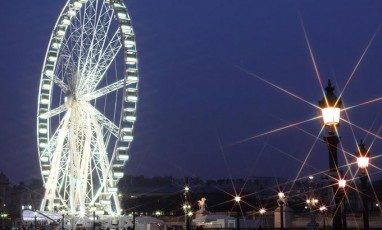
22,210,62,223
135,216,164,230
192,215,235,228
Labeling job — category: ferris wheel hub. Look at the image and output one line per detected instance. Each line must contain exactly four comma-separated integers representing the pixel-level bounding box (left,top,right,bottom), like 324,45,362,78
64,94,73,108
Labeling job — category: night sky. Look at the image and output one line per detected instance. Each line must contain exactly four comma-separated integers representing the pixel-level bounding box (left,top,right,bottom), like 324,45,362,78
1,0,382,185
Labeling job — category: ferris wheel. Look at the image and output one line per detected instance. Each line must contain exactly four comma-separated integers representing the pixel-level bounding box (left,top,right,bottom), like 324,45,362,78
37,0,138,215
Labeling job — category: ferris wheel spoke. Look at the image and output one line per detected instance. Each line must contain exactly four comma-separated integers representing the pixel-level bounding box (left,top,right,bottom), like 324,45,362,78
39,105,67,119
77,3,91,76
76,116,93,205
91,118,112,200
57,151,70,198
40,112,70,186
77,2,113,92
80,79,124,101
79,29,122,94
86,104,119,137
57,39,78,88
78,2,100,75
80,3,114,83
47,74,70,93
41,112,70,204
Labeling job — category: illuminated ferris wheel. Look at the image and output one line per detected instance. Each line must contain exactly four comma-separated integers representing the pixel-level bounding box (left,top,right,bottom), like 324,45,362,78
36,0,138,216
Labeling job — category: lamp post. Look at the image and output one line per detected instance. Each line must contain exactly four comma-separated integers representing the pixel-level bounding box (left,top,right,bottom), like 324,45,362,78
183,185,191,230
132,210,136,230
356,140,370,230
306,176,319,230
338,179,347,229
234,196,241,230
34,211,37,230
62,213,65,230
319,206,328,229
318,80,343,229
90,205,96,230
277,191,285,229
60,208,67,230
259,208,266,228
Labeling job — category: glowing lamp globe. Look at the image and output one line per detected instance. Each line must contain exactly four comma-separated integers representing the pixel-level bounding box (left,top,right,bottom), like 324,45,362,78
278,192,285,200
321,107,341,125
356,140,370,169
259,208,266,215
338,179,346,188
234,196,241,202
357,157,369,169
318,80,342,126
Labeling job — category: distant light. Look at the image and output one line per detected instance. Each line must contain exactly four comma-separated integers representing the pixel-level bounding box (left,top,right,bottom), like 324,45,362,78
259,208,266,215
309,176,314,180
278,192,285,200
376,203,379,207
319,206,327,212
338,179,346,188
235,196,241,202
155,211,162,216
184,186,189,192
357,156,369,169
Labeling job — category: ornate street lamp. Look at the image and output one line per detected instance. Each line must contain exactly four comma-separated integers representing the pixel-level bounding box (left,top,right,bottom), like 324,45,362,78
277,191,285,229
318,80,343,229
356,140,370,230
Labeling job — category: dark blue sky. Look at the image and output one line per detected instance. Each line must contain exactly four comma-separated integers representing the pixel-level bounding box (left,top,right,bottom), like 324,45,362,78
1,0,382,184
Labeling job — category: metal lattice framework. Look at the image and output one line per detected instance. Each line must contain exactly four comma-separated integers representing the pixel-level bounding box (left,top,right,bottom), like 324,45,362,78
37,0,138,216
